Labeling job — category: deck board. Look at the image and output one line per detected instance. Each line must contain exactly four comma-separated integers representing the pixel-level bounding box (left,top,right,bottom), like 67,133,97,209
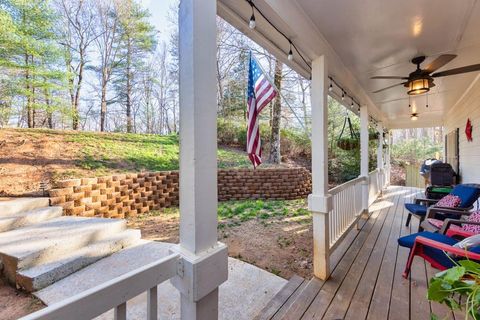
282,186,460,320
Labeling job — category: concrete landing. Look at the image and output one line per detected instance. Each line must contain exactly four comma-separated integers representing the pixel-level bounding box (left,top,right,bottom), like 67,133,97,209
36,241,287,320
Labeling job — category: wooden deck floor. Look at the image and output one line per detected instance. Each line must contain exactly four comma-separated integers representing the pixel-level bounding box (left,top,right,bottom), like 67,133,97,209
257,186,462,320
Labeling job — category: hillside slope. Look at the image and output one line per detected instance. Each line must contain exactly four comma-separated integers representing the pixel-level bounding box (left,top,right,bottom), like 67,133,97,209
0,128,253,196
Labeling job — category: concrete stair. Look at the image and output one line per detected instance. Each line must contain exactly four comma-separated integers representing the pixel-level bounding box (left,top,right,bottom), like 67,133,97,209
16,229,141,292
0,206,63,232
0,197,142,292
0,197,50,216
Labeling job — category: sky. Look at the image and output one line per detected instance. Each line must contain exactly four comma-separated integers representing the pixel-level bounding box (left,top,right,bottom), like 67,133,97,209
140,0,177,43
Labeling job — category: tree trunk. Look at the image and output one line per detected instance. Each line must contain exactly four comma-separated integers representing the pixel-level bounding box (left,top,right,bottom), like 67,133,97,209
268,59,282,164
100,71,107,131
72,51,85,130
25,53,33,128
126,40,133,133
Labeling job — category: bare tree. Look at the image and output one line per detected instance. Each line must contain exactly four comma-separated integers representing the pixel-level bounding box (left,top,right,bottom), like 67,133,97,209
57,0,98,130
94,0,121,131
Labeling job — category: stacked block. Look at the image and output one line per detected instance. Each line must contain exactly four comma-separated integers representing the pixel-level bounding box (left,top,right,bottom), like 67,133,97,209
49,168,312,217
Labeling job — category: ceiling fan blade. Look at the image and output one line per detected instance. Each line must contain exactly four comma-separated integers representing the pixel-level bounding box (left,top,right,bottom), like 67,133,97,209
432,64,480,77
424,54,457,73
370,76,408,80
372,82,407,93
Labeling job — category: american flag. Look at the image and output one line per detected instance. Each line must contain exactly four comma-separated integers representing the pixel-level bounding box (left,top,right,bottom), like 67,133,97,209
247,53,277,168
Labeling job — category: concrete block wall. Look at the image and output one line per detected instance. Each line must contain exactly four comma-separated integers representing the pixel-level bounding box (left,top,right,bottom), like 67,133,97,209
49,172,179,218
217,168,311,201
49,168,311,217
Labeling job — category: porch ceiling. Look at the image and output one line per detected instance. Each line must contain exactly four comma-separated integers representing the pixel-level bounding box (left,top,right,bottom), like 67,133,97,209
217,0,480,129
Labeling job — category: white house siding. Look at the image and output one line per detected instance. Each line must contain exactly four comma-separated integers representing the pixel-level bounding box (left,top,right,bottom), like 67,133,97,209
444,75,480,183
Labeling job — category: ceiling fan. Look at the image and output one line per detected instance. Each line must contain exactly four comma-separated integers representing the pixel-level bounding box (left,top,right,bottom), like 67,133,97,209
371,54,480,95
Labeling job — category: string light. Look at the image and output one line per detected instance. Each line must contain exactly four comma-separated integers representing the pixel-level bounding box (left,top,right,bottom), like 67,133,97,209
248,1,256,29
426,92,429,108
287,41,293,61
341,90,345,100
244,0,310,69
329,81,333,92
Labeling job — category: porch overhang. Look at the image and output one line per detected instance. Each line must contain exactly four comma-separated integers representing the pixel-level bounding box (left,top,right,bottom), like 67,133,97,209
217,0,480,130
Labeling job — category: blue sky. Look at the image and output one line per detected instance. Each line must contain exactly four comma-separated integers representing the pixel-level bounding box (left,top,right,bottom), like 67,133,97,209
140,0,177,43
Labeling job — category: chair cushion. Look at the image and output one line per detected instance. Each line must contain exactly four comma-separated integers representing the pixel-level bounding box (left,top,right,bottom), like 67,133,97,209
405,203,427,215
436,195,462,208
453,234,480,249
451,185,480,208
397,231,458,249
427,218,463,231
463,211,480,234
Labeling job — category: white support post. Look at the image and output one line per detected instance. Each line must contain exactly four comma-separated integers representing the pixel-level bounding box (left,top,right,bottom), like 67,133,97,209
308,55,332,280
360,105,369,216
377,123,384,192
171,1,228,319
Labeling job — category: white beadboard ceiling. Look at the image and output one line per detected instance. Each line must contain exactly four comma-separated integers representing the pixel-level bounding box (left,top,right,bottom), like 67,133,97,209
218,0,480,128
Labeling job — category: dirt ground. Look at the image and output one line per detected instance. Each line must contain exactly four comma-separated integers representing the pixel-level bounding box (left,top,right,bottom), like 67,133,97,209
0,278,44,320
128,210,314,279
0,129,86,196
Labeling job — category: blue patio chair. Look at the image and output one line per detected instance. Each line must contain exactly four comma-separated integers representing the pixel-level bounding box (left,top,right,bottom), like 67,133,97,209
405,184,480,232
397,231,480,278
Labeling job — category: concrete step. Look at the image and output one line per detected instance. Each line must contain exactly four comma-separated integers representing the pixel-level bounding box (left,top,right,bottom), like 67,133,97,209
0,197,50,217
16,229,141,292
0,206,63,232
0,217,127,284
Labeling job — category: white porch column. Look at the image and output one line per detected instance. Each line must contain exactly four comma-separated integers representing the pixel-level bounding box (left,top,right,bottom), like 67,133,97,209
360,105,369,215
377,123,384,191
308,55,332,280
171,1,228,319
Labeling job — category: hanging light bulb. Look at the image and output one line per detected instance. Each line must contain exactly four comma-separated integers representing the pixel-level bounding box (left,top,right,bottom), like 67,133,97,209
341,91,345,100
351,100,354,108
329,81,333,92
287,42,293,61
411,113,419,121
248,2,256,29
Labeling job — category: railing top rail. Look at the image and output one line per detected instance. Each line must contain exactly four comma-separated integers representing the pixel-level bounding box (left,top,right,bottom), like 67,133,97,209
21,253,181,320
369,168,380,175
329,176,367,195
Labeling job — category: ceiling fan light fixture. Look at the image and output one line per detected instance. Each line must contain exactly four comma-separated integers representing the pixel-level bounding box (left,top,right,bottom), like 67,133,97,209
411,113,419,121
408,78,430,95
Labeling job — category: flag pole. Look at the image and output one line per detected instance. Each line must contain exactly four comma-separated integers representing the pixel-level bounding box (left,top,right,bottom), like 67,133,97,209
252,55,309,134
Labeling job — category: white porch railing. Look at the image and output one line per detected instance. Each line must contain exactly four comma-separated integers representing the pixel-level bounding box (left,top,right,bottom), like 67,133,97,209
368,169,381,206
20,253,181,320
328,176,366,251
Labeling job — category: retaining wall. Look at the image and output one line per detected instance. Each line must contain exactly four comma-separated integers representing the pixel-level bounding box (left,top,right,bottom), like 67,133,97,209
49,167,311,218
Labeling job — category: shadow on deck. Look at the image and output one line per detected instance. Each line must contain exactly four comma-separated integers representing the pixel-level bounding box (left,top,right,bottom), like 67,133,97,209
256,186,462,320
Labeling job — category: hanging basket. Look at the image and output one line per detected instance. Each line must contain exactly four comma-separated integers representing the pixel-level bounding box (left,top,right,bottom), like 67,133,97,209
336,115,360,151
369,131,379,141
337,137,359,151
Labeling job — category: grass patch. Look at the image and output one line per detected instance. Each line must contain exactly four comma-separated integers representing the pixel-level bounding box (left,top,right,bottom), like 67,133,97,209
132,198,310,225
62,130,251,172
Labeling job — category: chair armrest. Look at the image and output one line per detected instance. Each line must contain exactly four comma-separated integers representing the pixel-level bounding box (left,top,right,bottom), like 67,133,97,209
439,218,464,234
446,228,474,239
415,236,480,260
426,207,472,219
415,197,439,205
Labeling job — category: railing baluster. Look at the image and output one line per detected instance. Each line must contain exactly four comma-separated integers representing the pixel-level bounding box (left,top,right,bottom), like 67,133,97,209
147,286,158,320
114,302,127,320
